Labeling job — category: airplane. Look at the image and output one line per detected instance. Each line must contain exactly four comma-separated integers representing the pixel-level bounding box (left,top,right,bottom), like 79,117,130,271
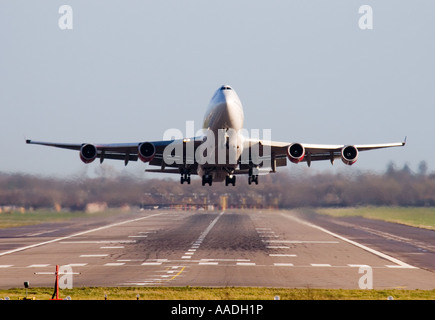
26,85,406,186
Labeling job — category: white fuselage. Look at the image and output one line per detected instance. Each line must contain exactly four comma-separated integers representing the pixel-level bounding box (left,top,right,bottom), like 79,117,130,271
198,85,245,181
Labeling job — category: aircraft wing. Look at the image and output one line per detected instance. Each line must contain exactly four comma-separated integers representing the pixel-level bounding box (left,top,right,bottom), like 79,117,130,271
25,138,201,171
26,135,406,174
254,138,406,168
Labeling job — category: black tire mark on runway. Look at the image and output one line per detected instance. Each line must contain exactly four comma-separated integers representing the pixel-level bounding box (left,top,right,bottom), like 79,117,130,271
200,212,266,252
122,212,221,261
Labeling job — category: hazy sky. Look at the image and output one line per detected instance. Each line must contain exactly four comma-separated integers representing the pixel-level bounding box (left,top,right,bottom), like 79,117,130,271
1,1,434,178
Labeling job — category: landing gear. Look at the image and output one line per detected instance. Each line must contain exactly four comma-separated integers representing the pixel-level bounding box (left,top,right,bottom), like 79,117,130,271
180,175,191,184
202,174,213,186
180,169,191,184
248,168,258,185
248,175,258,185
225,175,236,186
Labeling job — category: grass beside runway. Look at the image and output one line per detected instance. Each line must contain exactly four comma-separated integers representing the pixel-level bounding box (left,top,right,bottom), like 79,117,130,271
0,286,435,300
313,207,435,230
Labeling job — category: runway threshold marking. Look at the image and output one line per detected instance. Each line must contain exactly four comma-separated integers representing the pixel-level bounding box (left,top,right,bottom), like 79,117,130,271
283,213,417,269
0,212,168,257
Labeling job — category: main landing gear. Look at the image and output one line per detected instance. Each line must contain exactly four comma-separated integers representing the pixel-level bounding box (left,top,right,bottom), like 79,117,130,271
202,174,213,186
248,168,258,185
225,175,236,186
180,169,191,184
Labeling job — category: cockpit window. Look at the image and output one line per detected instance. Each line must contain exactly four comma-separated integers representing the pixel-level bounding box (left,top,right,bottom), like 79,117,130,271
220,85,232,91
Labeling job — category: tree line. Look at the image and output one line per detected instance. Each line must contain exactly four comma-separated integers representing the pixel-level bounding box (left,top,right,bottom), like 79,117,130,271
0,161,434,211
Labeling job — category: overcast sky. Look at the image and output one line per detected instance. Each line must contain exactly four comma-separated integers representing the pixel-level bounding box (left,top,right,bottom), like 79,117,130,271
1,1,434,179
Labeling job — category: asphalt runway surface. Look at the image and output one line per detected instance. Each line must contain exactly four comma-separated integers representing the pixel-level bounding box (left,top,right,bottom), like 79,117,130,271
0,209,435,290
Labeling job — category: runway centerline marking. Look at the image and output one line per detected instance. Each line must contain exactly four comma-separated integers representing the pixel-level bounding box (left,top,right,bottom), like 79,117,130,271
0,212,168,257
283,213,417,269
182,211,225,260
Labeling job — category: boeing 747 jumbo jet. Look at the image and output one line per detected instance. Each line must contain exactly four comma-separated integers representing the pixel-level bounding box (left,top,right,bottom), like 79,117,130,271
27,85,406,186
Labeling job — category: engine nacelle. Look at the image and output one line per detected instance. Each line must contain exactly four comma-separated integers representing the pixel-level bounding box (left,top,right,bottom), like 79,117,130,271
80,144,98,164
138,142,156,163
341,145,359,165
287,143,305,164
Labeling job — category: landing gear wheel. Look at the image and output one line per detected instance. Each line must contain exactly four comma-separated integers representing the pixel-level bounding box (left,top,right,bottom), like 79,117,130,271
248,175,258,185
225,175,236,186
180,170,191,184
202,175,212,186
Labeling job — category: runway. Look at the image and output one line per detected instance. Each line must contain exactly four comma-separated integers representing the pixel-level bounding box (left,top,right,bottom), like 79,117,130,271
0,209,435,290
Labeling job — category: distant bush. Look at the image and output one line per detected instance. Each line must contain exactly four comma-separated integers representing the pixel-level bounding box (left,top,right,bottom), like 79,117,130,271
1,161,434,210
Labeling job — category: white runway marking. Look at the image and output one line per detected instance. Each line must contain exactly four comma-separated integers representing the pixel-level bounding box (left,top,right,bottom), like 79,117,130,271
182,211,224,260
27,264,50,268
269,254,297,257
80,254,108,258
61,240,136,244
117,259,142,262
266,246,290,249
311,263,332,267
0,212,167,257
265,240,339,244
283,213,418,269
100,246,124,249
104,263,125,266
200,258,251,262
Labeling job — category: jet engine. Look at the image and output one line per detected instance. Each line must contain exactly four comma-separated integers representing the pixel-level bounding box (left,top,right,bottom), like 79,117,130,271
80,144,98,164
287,143,305,164
341,145,358,165
138,142,156,163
